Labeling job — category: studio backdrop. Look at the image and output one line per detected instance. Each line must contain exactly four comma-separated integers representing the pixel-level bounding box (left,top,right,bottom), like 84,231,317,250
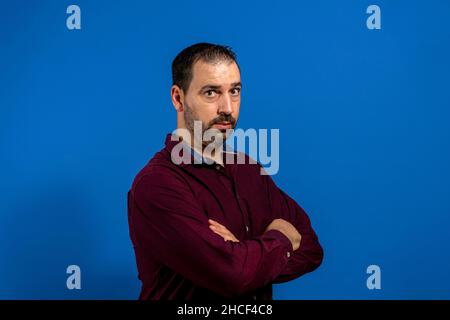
1,0,450,299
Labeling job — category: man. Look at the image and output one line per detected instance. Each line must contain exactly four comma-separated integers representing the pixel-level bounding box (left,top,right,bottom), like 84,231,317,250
127,43,323,300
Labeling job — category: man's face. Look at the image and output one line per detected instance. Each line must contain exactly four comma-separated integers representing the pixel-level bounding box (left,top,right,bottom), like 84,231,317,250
182,59,241,142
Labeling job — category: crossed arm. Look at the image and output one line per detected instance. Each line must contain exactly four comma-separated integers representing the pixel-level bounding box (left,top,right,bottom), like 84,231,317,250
209,218,301,250
210,170,324,284
129,169,323,298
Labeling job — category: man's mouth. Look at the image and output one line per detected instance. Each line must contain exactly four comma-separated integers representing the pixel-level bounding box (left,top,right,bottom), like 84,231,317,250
212,122,232,129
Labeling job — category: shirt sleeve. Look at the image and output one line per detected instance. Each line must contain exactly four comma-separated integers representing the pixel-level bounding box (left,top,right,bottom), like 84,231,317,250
128,168,293,298
261,172,324,284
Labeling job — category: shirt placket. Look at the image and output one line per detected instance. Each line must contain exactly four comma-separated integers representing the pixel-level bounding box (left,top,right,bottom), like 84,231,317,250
213,163,252,239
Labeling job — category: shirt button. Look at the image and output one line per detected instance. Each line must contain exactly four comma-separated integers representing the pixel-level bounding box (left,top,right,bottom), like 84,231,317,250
253,295,257,300
215,165,221,170
287,252,291,258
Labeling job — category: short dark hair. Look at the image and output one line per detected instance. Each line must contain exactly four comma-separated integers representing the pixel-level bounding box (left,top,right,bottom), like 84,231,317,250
172,42,238,92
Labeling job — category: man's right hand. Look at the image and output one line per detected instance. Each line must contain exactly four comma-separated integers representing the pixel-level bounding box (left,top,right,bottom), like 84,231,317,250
265,218,302,251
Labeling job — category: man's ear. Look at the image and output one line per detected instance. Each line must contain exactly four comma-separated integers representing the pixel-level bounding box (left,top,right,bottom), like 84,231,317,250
171,85,184,112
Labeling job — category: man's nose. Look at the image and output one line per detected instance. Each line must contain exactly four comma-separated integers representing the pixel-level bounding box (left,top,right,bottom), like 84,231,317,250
218,94,233,115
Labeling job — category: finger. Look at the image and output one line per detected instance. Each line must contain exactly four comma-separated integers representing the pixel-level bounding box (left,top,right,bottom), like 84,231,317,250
209,220,229,231
209,222,240,242
213,225,229,234
210,227,230,240
216,232,239,242
209,219,227,228
210,226,239,242
209,225,229,237
209,224,224,234
208,219,224,227
210,225,233,237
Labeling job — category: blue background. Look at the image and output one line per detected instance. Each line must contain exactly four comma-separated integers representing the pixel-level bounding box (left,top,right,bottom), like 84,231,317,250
1,0,449,299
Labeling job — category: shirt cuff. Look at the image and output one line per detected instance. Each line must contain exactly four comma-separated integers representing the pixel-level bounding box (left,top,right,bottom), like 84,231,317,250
263,229,293,259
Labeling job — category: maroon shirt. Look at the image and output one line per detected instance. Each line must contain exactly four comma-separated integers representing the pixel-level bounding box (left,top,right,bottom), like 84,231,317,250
127,133,323,300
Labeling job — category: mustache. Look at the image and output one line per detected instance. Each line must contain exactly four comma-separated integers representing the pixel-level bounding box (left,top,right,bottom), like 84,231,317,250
208,114,236,128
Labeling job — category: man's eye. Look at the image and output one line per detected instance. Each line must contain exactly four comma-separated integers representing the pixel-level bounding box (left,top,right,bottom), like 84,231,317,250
205,90,216,97
231,88,241,96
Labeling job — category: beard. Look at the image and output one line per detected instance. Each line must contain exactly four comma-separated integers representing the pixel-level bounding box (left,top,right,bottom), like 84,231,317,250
183,102,237,148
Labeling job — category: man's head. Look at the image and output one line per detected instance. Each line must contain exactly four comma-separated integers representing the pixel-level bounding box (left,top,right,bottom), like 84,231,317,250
170,43,241,145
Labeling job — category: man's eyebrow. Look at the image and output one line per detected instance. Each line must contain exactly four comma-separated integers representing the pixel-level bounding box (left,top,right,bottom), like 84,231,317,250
200,84,221,91
199,82,242,92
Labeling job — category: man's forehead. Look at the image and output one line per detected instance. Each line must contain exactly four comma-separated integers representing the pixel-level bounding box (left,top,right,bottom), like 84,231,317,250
191,60,240,86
